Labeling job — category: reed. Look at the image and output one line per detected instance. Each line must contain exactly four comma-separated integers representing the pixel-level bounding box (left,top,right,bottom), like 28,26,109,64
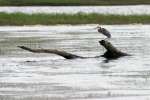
0,12,150,25
0,0,150,6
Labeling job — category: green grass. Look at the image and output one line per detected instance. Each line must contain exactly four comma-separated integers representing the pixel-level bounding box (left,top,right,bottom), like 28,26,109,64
0,0,150,6
0,12,150,25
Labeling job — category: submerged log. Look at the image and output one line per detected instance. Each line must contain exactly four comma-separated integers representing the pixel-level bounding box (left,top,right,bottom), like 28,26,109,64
99,40,129,59
17,46,83,59
18,40,129,59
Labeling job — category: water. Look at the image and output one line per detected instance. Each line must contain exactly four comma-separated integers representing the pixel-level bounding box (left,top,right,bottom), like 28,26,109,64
0,24,150,100
0,5,150,15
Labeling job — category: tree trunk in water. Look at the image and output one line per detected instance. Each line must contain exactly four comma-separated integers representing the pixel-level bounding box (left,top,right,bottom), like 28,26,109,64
17,46,83,59
18,40,129,59
99,40,129,59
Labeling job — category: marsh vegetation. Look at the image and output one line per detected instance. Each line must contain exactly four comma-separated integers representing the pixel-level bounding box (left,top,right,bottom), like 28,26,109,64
0,12,150,25
0,0,150,6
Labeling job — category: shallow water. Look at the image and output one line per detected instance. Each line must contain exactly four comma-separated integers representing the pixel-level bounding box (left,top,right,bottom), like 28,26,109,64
0,24,150,100
0,5,150,15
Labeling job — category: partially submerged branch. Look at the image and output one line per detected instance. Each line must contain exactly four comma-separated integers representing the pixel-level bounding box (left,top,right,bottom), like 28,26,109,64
18,40,129,59
17,46,83,59
99,40,129,59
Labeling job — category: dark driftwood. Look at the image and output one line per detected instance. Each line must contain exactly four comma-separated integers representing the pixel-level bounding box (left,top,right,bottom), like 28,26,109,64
18,40,129,59
99,40,129,59
17,46,83,59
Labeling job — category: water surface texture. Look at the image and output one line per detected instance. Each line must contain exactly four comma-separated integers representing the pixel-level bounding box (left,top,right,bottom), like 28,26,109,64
0,24,150,100
0,5,150,15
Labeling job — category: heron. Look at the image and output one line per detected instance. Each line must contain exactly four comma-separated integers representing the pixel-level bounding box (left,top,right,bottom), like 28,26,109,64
96,26,111,38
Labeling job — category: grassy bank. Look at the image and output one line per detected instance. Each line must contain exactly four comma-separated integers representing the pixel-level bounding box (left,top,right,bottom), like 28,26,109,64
0,12,150,25
0,0,150,6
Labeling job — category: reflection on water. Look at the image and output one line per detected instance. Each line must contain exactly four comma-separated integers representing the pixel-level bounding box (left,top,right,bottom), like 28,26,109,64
0,24,150,100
